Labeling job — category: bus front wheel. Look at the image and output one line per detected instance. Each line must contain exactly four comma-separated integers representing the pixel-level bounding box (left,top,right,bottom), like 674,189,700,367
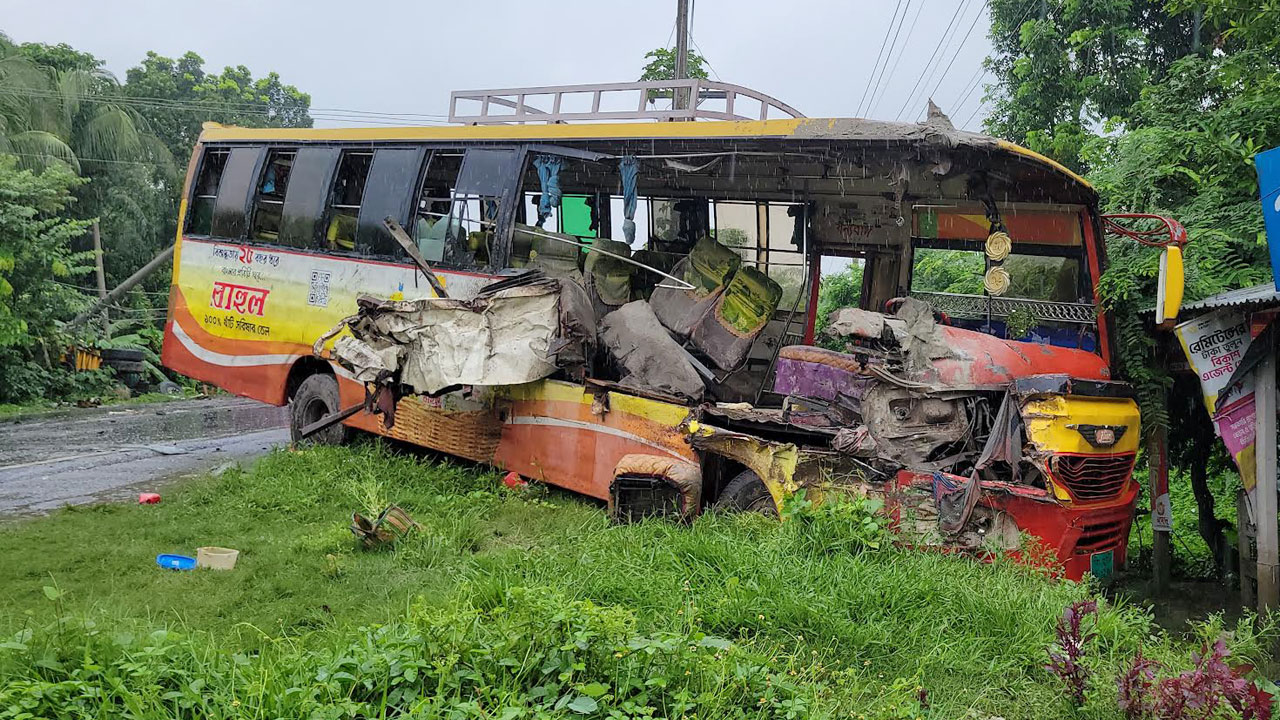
290,373,350,447
713,470,778,517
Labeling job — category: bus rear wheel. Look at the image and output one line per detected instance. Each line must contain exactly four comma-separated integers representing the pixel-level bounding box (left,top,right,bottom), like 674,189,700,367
714,470,778,517
290,373,350,447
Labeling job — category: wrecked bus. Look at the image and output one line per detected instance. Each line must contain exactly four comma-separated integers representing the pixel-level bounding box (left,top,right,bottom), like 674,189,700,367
162,82,1184,580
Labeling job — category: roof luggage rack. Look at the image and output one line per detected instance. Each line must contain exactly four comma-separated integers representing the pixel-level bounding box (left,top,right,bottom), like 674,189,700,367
449,80,805,125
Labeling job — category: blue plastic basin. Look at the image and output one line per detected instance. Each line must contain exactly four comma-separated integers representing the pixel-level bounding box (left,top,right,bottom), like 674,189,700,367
156,553,196,571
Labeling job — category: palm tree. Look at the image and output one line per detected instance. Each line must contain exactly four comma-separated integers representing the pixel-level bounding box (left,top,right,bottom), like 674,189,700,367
0,32,171,174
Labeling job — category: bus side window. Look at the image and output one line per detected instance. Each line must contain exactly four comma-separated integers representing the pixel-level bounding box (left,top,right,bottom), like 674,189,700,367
413,152,462,265
211,147,265,240
442,147,522,270
187,149,228,236
277,147,339,249
250,150,296,242
355,147,428,258
323,151,372,252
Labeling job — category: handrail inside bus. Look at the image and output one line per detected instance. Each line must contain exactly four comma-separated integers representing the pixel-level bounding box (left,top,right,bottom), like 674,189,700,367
513,224,696,291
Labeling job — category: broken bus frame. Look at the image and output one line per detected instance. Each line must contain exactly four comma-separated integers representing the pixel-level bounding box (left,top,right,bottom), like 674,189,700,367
161,101,1184,580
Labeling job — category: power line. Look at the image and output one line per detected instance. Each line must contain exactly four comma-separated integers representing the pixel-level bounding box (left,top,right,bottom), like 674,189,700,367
689,36,721,81
686,0,721,82
2,151,171,168
1,84,452,120
963,100,990,128
856,0,906,117
950,0,1040,125
894,0,969,120
918,0,990,120
0,85,454,126
868,0,924,117
950,66,988,115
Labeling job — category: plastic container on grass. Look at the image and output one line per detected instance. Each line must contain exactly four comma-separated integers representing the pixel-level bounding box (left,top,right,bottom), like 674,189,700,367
196,546,239,570
156,554,196,570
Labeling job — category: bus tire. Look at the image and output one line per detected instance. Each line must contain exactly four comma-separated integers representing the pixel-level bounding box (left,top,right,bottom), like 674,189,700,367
714,470,778,517
290,373,349,447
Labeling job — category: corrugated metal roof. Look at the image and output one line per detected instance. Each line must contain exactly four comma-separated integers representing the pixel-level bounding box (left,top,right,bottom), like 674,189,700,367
1182,283,1280,312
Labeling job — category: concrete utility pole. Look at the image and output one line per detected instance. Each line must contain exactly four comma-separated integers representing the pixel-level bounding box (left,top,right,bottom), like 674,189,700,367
675,0,690,111
1255,328,1278,612
92,221,109,339
68,244,174,330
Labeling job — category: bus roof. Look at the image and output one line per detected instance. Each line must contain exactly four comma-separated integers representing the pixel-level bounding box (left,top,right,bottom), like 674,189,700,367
198,115,1090,192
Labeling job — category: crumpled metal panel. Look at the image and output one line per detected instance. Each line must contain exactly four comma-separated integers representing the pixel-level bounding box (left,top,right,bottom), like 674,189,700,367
334,285,560,394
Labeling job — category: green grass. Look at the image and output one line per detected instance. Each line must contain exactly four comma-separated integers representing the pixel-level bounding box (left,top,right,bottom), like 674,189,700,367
0,443,1272,719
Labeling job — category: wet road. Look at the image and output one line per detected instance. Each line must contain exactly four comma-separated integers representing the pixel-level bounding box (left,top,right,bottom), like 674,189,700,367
0,397,289,516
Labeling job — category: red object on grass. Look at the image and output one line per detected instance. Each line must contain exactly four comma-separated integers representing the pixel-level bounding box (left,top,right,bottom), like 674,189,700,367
502,472,527,489
138,493,161,504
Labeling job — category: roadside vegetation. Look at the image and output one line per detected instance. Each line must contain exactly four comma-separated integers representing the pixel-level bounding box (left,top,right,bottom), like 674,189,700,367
0,32,312,410
0,443,1274,718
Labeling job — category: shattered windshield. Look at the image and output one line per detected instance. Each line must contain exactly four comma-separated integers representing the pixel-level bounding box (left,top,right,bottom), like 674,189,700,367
911,248,1083,303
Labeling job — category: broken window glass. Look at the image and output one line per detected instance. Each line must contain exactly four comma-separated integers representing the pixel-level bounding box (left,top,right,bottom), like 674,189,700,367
415,152,463,265
712,201,760,267
324,151,372,252
432,148,520,269
649,198,709,254
188,149,228,236
250,150,296,242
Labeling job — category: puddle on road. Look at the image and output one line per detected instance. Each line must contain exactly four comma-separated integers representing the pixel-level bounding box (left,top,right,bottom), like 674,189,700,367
0,398,290,467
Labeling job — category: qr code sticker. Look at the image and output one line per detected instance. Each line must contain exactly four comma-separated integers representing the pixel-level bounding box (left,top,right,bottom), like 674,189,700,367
308,270,331,307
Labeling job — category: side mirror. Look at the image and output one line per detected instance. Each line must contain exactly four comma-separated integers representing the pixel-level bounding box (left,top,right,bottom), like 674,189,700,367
1156,244,1185,328
1102,213,1188,330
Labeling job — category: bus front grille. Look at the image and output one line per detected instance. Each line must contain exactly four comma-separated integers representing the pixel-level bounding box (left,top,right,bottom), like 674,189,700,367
1050,452,1136,503
1074,516,1131,555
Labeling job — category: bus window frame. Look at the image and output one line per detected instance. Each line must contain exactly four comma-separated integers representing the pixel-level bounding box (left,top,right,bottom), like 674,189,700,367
277,146,341,249
205,145,266,241
908,236,1089,303
186,147,231,237
352,145,429,259
248,147,300,243
316,148,371,252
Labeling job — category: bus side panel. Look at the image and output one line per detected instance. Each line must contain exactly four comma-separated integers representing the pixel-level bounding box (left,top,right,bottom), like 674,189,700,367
493,381,696,500
161,236,495,405
339,378,697,501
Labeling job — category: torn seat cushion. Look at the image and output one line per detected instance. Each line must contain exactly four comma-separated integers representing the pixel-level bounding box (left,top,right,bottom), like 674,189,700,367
772,345,875,402
517,223,582,282
600,301,705,401
690,265,782,371
584,239,635,307
650,235,742,337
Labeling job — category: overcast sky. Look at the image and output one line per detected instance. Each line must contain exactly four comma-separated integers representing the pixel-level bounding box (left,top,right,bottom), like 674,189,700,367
0,0,996,131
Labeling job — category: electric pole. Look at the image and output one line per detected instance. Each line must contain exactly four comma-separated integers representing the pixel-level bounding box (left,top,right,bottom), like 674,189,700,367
675,0,690,111
92,221,109,340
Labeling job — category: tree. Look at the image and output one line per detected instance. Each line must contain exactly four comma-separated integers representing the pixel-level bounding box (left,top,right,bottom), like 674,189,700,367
983,0,1205,172
639,47,710,104
124,51,313,160
0,35,170,174
814,262,865,341
0,154,95,402
984,0,1279,574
